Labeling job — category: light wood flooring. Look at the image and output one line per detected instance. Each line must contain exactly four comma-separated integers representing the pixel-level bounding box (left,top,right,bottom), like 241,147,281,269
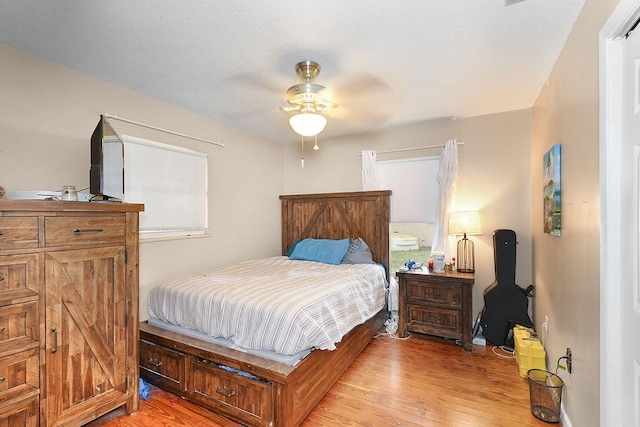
86,335,561,426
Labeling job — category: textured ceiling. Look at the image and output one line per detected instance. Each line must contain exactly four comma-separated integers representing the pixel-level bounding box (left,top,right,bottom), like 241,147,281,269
0,0,585,143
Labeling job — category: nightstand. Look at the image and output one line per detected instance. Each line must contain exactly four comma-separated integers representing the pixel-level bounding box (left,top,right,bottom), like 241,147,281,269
397,268,475,351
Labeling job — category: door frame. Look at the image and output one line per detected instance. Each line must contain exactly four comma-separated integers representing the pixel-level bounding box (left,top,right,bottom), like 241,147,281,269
599,1,640,425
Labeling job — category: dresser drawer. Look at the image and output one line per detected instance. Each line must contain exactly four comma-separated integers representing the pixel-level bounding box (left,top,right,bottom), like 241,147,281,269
0,301,38,356
407,304,462,338
140,339,187,394
406,280,462,308
191,357,273,427
0,217,39,251
0,347,39,403
44,216,126,247
0,253,41,306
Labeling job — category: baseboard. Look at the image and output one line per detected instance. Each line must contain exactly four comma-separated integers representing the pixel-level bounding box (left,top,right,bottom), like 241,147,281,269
560,402,573,427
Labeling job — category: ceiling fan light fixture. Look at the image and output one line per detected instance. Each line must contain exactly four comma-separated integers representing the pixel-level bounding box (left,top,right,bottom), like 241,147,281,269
289,112,327,137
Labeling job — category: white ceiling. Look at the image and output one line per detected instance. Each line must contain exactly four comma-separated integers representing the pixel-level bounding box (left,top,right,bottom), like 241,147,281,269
0,0,585,143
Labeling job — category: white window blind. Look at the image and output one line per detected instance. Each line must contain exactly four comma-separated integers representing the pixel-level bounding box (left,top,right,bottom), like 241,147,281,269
377,156,440,223
121,135,208,240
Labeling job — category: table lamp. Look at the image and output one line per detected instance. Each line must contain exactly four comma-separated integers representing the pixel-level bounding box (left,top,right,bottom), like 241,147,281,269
448,211,482,273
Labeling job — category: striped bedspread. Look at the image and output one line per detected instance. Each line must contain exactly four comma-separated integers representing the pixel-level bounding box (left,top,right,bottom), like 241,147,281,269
148,256,387,355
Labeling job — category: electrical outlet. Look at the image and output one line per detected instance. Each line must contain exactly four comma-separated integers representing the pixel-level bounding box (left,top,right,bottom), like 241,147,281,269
566,347,572,373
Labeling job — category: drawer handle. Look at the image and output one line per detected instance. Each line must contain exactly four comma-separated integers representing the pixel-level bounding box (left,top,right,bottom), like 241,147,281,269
51,327,58,353
0,230,3,236
147,358,163,368
0,377,4,383
0,275,4,281
425,291,441,297
73,228,104,233
216,386,236,398
0,326,4,332
425,316,442,322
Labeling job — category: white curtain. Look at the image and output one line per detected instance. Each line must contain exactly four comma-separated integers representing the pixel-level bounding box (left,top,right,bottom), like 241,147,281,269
361,150,382,190
430,139,458,254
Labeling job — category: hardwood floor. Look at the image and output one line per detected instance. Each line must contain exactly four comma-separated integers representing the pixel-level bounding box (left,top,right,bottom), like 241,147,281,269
86,335,560,426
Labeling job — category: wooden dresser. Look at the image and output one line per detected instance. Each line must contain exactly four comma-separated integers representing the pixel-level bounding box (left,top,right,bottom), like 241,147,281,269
0,200,143,426
397,268,474,351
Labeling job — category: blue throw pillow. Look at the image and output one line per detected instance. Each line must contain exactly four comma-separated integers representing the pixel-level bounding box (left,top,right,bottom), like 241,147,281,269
289,238,350,265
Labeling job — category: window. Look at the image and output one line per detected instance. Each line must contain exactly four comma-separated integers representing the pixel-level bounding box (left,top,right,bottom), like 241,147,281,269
119,135,208,240
377,156,440,271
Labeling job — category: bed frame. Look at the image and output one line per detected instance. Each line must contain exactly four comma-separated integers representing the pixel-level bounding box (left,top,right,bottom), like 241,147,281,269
139,190,391,427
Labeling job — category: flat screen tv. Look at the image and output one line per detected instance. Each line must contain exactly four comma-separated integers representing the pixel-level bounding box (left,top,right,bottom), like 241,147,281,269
90,116,124,200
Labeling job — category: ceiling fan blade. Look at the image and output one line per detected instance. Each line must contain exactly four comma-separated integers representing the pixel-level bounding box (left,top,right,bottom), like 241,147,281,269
224,71,283,95
331,104,394,125
329,73,393,102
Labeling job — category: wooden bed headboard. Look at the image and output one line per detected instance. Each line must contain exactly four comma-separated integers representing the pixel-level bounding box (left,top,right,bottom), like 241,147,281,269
280,190,391,279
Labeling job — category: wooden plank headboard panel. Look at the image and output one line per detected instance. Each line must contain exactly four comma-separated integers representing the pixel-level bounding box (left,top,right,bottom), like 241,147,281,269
280,190,391,279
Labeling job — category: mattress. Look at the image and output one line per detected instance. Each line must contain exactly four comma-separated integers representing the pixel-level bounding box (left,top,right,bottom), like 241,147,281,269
148,256,387,356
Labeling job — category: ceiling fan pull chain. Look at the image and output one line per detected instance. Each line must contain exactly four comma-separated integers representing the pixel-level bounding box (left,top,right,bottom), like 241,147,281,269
313,134,319,151
301,135,305,168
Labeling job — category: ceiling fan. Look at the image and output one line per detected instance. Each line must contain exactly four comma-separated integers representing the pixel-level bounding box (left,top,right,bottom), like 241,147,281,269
283,60,335,137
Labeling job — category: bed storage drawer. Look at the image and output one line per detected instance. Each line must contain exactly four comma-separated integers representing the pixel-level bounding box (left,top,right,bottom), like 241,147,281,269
190,357,273,427
139,339,187,394
44,216,126,247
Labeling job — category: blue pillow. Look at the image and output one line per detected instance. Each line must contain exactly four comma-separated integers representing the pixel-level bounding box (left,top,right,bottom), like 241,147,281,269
289,238,350,265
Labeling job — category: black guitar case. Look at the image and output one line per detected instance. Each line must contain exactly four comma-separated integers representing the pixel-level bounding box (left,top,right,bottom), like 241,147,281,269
480,229,533,346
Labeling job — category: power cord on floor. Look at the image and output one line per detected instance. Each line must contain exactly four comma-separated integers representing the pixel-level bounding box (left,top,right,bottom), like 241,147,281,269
492,345,516,359
375,313,411,344
374,330,412,344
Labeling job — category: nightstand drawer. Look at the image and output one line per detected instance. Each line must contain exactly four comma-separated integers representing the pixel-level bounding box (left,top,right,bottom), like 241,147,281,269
406,280,462,308
140,339,187,394
44,216,126,247
407,304,461,338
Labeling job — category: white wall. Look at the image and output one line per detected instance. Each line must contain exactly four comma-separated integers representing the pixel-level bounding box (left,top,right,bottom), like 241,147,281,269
531,0,618,425
0,44,285,320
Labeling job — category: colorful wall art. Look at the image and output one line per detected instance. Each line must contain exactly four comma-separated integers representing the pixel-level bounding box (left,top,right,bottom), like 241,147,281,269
543,144,561,236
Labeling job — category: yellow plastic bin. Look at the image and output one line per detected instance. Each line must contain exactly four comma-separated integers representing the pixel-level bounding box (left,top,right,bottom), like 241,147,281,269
527,369,564,423
514,326,546,377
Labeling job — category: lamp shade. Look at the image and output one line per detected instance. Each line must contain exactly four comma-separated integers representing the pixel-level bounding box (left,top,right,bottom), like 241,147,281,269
448,211,482,235
289,113,327,137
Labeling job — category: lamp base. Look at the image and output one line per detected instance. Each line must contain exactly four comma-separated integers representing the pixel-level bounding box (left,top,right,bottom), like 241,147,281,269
457,235,475,274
